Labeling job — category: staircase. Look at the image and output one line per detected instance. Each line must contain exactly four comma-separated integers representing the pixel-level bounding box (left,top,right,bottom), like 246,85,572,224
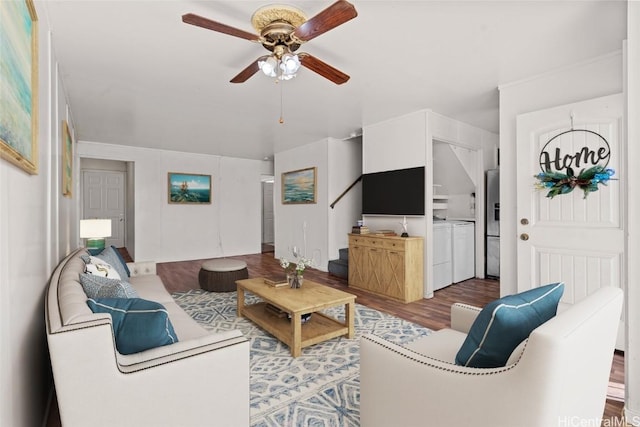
328,248,349,279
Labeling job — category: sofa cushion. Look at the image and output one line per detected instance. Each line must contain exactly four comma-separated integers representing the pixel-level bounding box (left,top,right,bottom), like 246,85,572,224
455,282,564,368
129,274,174,304
87,298,179,355
96,246,130,279
80,273,138,299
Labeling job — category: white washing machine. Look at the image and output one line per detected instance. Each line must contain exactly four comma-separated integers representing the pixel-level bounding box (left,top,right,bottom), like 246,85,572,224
433,221,452,290
451,221,475,283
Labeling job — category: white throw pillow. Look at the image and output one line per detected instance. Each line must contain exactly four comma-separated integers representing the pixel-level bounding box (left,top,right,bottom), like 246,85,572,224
85,256,121,280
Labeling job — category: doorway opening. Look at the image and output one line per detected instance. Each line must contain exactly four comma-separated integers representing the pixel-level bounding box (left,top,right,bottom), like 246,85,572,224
80,158,135,259
262,175,274,253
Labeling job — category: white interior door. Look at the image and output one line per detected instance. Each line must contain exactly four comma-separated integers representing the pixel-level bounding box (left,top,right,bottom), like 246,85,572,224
262,182,274,244
83,170,126,248
516,93,624,347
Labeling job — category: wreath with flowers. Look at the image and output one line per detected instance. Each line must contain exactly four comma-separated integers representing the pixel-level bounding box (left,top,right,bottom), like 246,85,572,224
534,165,615,199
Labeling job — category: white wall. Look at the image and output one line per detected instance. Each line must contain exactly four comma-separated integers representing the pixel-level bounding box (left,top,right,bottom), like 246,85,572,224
498,51,623,296
625,3,640,424
77,142,262,262
362,110,429,259
273,137,362,271
328,136,363,260
274,139,329,270
0,4,76,425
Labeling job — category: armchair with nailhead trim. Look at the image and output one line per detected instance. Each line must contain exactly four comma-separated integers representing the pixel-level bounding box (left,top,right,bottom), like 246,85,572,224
360,287,622,427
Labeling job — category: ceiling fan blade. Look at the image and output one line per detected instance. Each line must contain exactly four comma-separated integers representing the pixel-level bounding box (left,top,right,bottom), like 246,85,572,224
230,59,261,83
182,13,260,42
292,0,357,42
299,53,350,85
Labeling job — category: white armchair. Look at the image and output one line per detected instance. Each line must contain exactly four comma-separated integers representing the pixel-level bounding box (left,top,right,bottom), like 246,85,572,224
360,286,623,427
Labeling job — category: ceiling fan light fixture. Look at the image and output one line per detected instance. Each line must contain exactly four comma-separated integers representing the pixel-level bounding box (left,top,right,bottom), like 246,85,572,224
258,55,279,77
280,52,301,75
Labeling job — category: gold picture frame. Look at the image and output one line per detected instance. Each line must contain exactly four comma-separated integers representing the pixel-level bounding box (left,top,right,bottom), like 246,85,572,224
0,0,38,174
62,120,72,197
282,167,317,204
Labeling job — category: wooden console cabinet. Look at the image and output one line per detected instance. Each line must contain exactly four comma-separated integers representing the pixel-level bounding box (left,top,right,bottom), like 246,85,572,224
348,234,424,303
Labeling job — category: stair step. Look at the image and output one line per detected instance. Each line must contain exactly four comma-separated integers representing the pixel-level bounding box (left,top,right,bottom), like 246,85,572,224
328,258,348,279
339,248,349,261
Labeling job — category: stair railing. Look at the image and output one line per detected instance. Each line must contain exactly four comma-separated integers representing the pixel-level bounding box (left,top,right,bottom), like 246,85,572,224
330,175,363,209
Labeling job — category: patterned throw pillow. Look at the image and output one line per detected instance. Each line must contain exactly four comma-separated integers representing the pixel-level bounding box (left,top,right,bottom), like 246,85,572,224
80,273,138,299
455,282,565,368
96,246,130,279
87,298,178,355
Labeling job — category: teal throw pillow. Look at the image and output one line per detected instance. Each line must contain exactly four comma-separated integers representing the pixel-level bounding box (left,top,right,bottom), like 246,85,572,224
109,245,131,277
87,298,178,355
455,282,564,368
80,273,138,299
96,246,130,279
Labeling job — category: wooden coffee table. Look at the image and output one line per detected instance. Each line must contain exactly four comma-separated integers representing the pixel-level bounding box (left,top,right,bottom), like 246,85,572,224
236,278,356,357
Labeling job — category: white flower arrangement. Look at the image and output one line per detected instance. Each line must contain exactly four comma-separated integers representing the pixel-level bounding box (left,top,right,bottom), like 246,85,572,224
279,256,312,276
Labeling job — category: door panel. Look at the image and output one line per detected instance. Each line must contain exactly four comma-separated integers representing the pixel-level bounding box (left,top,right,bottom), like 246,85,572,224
83,170,126,248
516,93,624,348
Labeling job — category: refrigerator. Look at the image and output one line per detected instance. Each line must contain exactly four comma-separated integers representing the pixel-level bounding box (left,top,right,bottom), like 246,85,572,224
486,169,500,278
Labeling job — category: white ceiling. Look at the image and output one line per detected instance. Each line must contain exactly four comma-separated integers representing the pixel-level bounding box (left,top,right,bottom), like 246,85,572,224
43,1,627,160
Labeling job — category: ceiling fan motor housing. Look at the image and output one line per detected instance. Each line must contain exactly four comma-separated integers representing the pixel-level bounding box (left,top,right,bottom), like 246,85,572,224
260,21,302,54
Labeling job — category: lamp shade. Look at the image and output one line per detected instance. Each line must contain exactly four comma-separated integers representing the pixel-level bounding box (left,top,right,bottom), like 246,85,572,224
80,219,112,239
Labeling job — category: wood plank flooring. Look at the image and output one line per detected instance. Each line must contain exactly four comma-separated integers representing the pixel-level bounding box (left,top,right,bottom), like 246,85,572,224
47,249,626,426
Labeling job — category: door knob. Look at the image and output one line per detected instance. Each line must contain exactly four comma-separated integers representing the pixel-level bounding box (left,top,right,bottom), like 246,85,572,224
520,233,529,241
520,218,529,225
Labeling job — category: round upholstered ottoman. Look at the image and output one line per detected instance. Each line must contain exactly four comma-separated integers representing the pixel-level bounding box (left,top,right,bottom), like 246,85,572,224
198,259,248,292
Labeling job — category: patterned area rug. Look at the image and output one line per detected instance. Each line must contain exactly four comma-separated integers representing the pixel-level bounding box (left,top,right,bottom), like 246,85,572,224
173,289,431,427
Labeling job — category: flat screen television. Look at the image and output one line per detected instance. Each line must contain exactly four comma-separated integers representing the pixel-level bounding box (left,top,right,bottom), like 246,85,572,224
362,166,425,215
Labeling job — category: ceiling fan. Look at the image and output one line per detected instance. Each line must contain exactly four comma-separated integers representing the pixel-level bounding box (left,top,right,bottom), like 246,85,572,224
182,1,357,85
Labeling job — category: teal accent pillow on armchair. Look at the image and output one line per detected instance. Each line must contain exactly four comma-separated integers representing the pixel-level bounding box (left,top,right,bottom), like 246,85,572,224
455,282,565,368
87,298,178,355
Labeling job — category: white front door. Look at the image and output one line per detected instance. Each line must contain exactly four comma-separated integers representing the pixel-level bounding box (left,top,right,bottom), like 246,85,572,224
516,93,624,346
82,170,126,248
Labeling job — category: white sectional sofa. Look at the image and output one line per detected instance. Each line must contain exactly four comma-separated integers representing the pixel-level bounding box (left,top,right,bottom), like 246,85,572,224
46,248,250,427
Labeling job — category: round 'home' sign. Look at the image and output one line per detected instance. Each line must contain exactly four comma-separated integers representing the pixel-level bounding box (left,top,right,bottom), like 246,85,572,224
534,128,615,199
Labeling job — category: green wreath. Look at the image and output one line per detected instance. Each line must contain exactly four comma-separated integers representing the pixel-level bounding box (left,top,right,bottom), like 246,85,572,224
534,166,615,199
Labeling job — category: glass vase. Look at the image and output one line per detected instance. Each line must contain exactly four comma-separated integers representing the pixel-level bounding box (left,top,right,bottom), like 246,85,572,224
289,273,303,289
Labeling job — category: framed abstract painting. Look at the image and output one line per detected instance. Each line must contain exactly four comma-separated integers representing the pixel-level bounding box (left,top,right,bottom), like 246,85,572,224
0,0,38,174
168,172,211,204
282,167,317,204
62,120,72,197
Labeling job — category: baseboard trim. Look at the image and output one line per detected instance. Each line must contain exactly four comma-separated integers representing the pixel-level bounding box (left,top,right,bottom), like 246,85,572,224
625,406,640,426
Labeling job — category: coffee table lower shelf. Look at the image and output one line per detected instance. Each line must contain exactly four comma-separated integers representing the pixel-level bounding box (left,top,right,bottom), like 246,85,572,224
241,302,350,356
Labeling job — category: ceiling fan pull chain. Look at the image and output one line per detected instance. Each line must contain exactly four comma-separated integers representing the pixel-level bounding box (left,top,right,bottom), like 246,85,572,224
279,71,285,124
276,61,284,125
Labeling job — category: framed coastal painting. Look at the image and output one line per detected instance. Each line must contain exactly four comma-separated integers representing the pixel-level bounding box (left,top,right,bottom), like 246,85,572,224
282,167,317,204
61,120,72,197
0,0,38,174
168,172,211,204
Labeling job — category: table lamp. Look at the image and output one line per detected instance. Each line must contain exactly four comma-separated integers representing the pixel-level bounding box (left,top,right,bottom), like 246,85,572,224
80,219,112,253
